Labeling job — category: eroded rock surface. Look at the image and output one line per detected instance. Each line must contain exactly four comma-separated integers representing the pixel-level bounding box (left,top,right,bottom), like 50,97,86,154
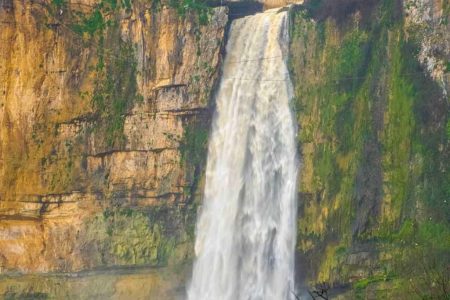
0,0,227,274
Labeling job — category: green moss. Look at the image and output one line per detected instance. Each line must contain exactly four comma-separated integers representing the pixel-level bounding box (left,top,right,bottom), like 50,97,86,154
121,0,131,11
178,121,209,202
376,219,450,249
180,123,209,167
72,9,106,36
335,246,347,256
84,206,196,267
379,29,416,227
442,0,450,20
354,274,388,290
291,14,374,248
290,0,449,295
45,0,143,149
445,61,450,73
68,0,125,36
334,30,369,84
302,0,323,17
50,0,65,8
394,219,414,242
417,221,450,250
89,34,141,147
88,209,162,265
168,0,211,25
446,119,450,139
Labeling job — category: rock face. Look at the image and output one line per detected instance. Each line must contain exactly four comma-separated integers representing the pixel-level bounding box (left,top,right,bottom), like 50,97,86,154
403,0,450,93
289,0,449,298
0,0,227,274
0,266,189,299
0,0,448,298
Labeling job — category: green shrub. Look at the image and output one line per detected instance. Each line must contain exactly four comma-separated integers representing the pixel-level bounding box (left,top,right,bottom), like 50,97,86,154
169,0,211,25
180,123,209,166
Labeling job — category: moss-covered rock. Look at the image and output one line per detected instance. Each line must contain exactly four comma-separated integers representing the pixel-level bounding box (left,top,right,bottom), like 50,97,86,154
80,205,197,267
289,0,449,297
0,0,226,275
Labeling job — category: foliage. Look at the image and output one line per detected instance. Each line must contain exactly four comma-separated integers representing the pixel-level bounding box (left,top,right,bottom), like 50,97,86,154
84,207,195,266
334,30,368,82
72,9,106,36
46,0,142,147
292,14,372,250
91,39,141,147
379,29,416,226
354,274,388,290
178,121,209,202
51,0,65,8
179,122,209,167
49,0,121,36
168,0,211,25
394,221,450,299
447,119,450,139
290,0,449,295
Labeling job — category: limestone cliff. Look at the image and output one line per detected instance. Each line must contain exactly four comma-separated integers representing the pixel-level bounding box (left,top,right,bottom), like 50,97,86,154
0,0,227,274
289,0,449,298
0,0,448,299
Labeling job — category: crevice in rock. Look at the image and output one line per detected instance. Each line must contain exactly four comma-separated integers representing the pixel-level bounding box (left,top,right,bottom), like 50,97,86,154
88,148,177,158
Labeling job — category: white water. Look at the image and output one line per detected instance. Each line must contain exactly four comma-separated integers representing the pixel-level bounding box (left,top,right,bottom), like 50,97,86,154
187,8,298,300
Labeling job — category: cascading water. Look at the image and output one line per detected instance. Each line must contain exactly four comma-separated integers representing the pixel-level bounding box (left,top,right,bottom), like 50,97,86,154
188,7,298,300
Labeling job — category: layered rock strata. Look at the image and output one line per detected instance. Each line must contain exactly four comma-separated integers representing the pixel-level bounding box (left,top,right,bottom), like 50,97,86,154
0,0,227,273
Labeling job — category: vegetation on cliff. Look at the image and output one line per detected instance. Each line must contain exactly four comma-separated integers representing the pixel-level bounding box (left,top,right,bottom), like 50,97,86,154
1,0,447,298
0,0,225,284
289,0,449,298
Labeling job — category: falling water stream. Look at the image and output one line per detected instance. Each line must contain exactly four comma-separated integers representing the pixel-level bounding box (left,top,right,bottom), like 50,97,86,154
188,8,298,300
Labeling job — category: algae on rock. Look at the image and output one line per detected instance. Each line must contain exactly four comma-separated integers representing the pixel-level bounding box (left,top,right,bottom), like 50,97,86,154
289,0,449,297
0,0,227,276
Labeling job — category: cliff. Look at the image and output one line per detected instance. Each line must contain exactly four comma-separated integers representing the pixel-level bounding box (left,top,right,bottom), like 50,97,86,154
289,0,449,298
0,0,448,298
0,0,226,275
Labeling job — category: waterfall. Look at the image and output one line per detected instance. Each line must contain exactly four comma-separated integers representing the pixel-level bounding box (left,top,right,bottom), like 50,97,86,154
188,8,298,300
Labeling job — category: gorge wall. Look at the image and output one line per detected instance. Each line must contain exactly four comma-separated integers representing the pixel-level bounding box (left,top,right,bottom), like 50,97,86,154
0,0,448,299
289,0,449,298
0,0,226,275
